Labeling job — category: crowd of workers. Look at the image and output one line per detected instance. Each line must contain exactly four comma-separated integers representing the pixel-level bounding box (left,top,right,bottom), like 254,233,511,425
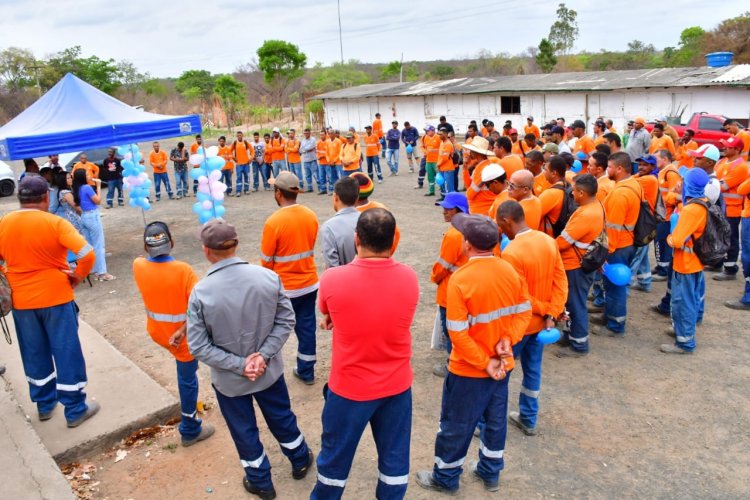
0,109,749,498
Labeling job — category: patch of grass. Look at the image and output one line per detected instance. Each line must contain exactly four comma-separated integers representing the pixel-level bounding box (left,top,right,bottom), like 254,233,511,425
162,443,178,453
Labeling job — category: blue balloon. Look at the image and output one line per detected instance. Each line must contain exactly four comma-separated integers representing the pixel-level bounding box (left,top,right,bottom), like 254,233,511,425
136,164,145,173
141,199,151,211
213,198,224,206
198,210,214,224
196,192,211,203
436,172,445,186
190,168,205,180
603,263,631,286
197,147,206,156
670,213,679,233
537,328,561,345
571,160,582,173
133,152,143,164
406,144,414,154
214,205,226,218
121,159,134,169
501,234,510,250
206,156,225,170
192,202,203,214
129,198,139,208
117,146,130,156
142,179,152,190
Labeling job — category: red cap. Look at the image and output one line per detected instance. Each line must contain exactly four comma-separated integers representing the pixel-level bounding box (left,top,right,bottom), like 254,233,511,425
721,136,745,150
509,128,518,135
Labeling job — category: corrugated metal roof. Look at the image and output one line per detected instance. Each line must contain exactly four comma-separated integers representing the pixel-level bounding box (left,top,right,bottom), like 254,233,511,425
316,65,750,99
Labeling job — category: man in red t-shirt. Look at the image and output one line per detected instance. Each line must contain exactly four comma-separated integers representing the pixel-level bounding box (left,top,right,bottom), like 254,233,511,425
313,208,419,499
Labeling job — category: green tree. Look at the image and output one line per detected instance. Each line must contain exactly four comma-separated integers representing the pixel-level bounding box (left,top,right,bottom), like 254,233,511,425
214,74,246,128
175,69,216,116
141,78,168,97
548,3,579,55
256,40,307,106
700,11,750,64
40,46,123,94
428,64,455,80
308,61,371,93
380,60,402,81
536,38,558,73
663,27,706,67
0,47,37,91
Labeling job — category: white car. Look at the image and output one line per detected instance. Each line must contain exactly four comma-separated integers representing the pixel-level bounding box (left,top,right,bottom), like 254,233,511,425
0,160,16,197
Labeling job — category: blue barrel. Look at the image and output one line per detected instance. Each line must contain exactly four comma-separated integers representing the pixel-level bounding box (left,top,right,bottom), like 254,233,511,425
706,52,734,68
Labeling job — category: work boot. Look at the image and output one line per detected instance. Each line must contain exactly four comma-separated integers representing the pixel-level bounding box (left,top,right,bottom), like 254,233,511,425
39,404,57,422
67,401,101,428
660,344,692,355
181,423,215,447
508,411,537,436
664,326,675,337
724,300,750,311
589,314,607,326
652,274,667,282
587,303,604,313
292,449,315,480
243,477,276,500
469,461,500,492
424,191,435,197
590,325,624,338
0,364,5,376
432,363,448,378
555,346,588,358
713,271,737,281
293,368,314,386
414,471,458,495
650,304,670,317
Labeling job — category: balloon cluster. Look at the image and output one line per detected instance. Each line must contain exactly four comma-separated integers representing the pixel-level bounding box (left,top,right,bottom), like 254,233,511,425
118,144,152,211
189,146,228,224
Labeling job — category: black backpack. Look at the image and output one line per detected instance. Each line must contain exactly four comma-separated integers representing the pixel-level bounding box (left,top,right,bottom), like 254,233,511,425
572,204,609,273
546,183,578,238
620,185,657,247
452,148,462,165
686,198,731,268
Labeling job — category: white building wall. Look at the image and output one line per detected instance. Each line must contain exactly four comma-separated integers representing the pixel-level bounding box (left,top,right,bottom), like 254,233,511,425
325,87,750,135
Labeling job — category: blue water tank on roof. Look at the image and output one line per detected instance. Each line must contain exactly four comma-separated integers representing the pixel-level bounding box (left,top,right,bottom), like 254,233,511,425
705,52,734,67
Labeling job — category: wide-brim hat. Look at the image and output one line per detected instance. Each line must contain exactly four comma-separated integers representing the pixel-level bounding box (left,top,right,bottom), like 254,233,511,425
462,136,495,156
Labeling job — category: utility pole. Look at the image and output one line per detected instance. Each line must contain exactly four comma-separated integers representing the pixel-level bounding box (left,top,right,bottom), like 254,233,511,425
399,53,403,83
29,63,43,96
337,0,345,87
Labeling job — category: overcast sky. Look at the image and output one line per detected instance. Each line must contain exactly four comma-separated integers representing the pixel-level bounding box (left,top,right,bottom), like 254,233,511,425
0,0,745,78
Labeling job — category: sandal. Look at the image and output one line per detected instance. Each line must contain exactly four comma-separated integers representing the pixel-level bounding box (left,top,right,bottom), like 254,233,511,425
97,274,116,282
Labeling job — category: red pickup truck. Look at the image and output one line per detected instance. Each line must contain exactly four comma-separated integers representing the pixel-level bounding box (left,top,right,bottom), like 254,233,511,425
645,112,732,147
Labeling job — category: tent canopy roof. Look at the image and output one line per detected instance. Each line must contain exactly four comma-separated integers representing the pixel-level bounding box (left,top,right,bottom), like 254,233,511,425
0,73,201,160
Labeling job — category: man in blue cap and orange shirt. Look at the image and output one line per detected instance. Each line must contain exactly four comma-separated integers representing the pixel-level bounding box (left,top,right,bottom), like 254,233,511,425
430,192,469,377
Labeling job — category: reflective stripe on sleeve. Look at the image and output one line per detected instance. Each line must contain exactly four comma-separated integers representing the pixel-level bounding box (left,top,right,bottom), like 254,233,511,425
270,250,315,263
378,472,409,485
436,257,459,272
146,310,187,322
468,301,532,326
723,193,743,199
26,371,56,387
76,243,94,259
446,319,469,331
560,229,590,249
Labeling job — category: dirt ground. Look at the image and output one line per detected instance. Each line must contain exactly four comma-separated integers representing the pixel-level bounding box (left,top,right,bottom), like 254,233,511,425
3,141,750,499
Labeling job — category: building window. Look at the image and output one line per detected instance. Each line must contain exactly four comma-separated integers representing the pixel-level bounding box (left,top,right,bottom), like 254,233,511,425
500,96,521,114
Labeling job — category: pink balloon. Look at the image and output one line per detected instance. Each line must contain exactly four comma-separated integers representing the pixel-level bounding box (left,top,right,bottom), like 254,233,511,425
201,200,213,210
198,175,209,185
138,172,148,181
211,189,225,201
189,154,204,166
198,184,210,194
214,181,227,192
208,169,222,182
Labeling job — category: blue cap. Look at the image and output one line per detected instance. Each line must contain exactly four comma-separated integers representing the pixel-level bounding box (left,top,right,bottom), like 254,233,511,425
575,151,588,160
424,125,435,132
436,192,469,213
636,155,657,166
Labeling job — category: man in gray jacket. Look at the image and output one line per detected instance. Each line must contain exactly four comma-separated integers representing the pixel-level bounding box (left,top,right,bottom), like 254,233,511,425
321,177,361,268
626,116,652,167
188,219,313,500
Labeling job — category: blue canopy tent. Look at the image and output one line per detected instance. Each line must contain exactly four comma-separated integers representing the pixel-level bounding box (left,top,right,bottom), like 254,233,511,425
0,73,201,161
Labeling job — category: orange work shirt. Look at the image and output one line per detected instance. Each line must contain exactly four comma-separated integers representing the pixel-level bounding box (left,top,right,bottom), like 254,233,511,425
524,124,540,139
286,139,301,163
132,257,198,362
735,130,750,160
502,229,568,334
317,139,329,165
149,150,168,174
0,210,94,309
437,140,455,172
431,226,468,307
263,143,273,164
72,162,100,185
446,256,532,376
340,142,361,171
675,139,698,168
260,204,319,294
649,135,676,156
364,134,380,157
573,136,595,156
715,157,749,218
538,181,565,236
668,199,707,274
269,137,286,162
603,176,642,251
596,175,614,202
423,135,441,163
488,190,510,220
557,201,606,271
634,173,659,211
534,172,551,196
218,145,235,171
327,138,343,166
233,140,250,165
519,195,542,230
372,118,384,139
499,155,524,179
658,164,681,218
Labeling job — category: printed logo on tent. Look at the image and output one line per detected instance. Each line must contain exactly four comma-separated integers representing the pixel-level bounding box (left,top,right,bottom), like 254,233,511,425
180,122,192,133
0,143,6,158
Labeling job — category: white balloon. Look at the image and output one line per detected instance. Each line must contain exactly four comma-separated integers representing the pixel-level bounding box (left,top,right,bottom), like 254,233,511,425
198,175,209,185
206,146,219,158
189,154,204,166
208,169,222,181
